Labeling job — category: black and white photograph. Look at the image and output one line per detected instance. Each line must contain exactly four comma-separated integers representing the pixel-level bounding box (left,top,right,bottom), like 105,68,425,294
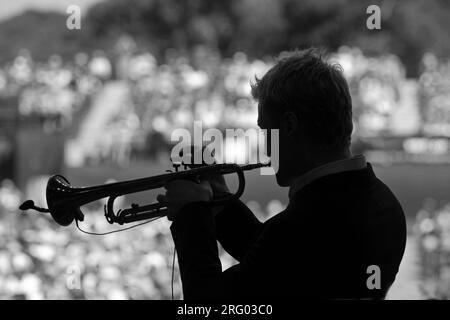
0,0,449,308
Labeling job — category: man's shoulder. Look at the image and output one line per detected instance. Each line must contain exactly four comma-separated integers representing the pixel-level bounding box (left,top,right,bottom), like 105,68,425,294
287,165,405,226
292,164,395,200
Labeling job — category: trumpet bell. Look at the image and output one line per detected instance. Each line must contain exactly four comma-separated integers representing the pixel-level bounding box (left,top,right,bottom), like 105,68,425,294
47,175,84,226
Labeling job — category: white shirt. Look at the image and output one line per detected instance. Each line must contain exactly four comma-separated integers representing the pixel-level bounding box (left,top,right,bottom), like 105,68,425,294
288,154,367,200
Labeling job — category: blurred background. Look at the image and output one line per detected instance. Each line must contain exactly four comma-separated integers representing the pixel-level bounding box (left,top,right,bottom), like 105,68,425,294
0,0,450,300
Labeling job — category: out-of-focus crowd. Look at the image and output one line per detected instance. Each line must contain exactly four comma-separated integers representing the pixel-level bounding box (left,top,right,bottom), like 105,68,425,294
1,41,450,166
1,39,450,299
415,198,450,299
0,179,178,299
420,53,450,137
0,49,109,133
65,42,272,166
0,178,285,299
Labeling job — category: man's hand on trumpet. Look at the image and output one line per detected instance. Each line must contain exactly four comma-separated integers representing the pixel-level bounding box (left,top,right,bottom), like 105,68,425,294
156,173,231,221
157,179,213,221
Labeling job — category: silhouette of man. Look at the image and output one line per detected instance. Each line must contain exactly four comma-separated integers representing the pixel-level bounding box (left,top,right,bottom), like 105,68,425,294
157,48,406,300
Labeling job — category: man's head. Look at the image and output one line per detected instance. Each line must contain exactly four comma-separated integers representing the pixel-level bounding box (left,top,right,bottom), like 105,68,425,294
252,48,353,186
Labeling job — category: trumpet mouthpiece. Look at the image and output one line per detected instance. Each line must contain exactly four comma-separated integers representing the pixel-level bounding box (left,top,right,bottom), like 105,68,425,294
19,200,35,210
19,200,50,213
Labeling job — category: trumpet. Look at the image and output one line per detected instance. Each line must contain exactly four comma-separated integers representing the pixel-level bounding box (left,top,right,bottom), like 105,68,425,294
19,162,270,226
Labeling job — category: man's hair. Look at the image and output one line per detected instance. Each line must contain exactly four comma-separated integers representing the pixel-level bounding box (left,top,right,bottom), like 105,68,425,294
251,48,353,151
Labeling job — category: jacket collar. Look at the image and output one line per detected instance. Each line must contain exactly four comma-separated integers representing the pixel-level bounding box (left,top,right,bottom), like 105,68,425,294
288,154,367,200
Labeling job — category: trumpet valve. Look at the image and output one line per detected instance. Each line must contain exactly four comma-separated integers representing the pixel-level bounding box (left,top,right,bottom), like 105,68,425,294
172,162,181,172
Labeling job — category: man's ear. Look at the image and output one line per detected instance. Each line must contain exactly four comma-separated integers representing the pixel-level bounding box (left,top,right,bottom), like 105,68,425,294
282,112,299,137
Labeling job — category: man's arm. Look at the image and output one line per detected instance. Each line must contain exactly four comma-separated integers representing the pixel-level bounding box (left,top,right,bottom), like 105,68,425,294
159,178,295,299
214,199,263,262
171,201,293,300
204,173,264,261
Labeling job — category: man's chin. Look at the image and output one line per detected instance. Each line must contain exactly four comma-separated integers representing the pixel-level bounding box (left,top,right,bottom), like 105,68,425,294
275,173,290,187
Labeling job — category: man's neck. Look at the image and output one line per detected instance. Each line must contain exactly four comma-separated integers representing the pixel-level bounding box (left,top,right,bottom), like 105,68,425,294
310,149,352,170
287,153,367,199
287,149,352,186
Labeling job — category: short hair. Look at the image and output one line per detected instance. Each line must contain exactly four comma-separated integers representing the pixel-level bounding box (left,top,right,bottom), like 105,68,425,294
251,48,353,151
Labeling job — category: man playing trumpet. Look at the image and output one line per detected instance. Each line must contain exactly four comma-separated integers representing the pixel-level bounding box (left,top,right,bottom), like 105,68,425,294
158,48,406,300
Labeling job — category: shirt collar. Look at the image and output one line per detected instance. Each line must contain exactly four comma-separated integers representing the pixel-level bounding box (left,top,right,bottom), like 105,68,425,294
288,154,367,200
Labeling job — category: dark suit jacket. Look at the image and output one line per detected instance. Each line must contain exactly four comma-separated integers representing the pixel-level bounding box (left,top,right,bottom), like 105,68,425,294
170,163,407,300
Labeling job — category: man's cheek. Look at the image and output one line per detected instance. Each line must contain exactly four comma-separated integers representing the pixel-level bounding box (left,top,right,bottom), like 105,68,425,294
275,169,287,187
277,136,287,162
